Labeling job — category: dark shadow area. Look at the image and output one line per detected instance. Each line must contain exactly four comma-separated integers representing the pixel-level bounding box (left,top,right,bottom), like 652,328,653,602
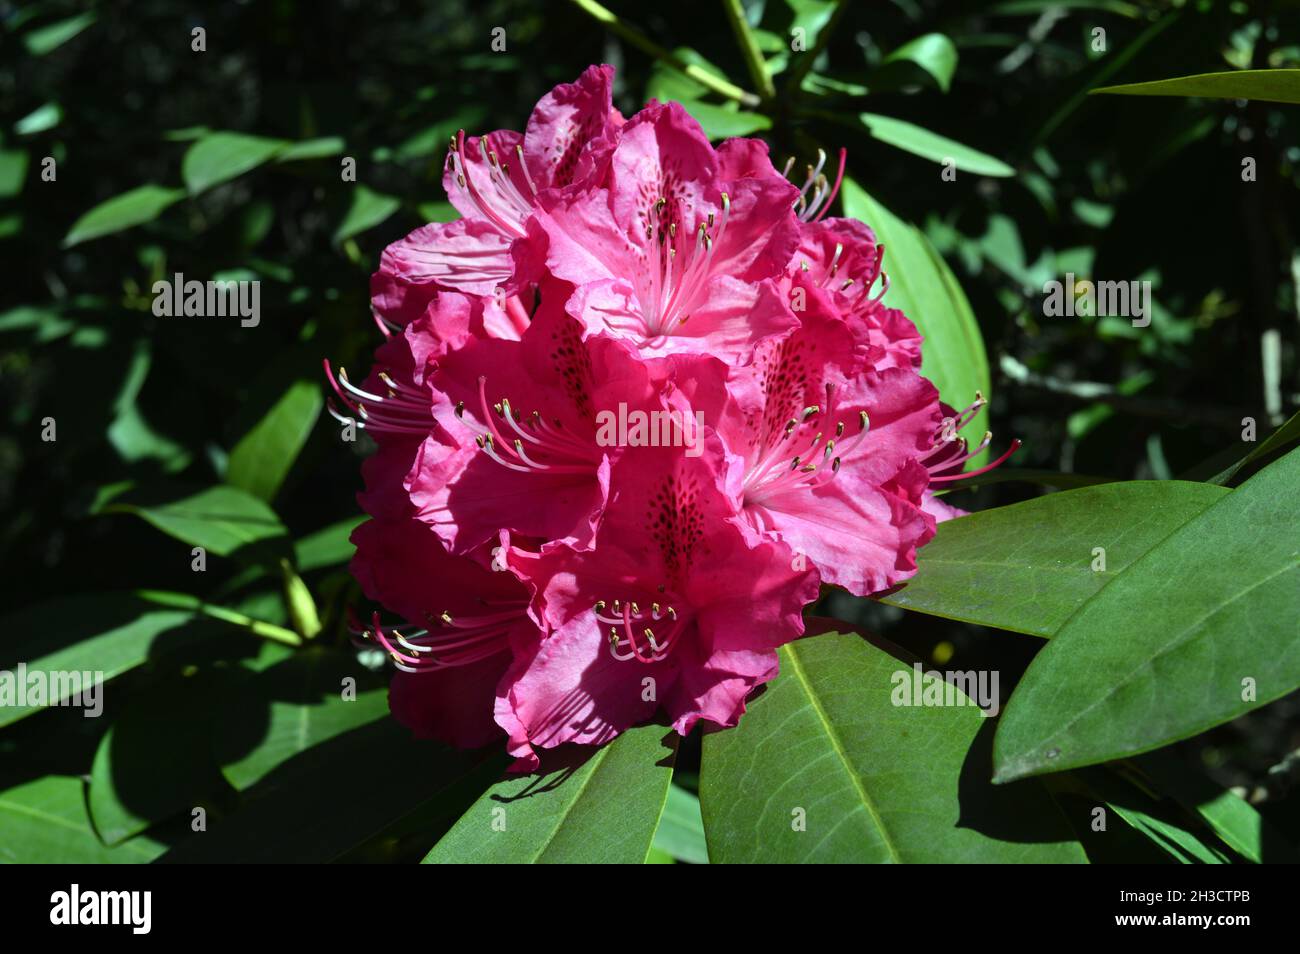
158,718,506,863
956,717,1085,847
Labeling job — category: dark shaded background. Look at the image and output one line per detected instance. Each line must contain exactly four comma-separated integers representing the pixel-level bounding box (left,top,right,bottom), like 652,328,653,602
2,0,1297,860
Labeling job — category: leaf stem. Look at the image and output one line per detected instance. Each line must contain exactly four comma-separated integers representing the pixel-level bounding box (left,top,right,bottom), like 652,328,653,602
569,0,761,108
137,589,303,647
721,0,776,101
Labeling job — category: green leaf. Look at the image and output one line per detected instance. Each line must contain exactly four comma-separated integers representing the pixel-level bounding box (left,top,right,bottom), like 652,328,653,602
1077,768,1230,864
0,776,165,863
294,516,364,571
1207,408,1300,485
62,184,186,247
333,185,401,244
882,33,958,92
182,132,290,195
15,102,62,136
104,484,290,562
0,150,28,198
423,724,677,863
158,720,504,863
994,448,1300,782
88,676,230,845
107,338,190,471
416,201,458,223
651,785,709,863
785,0,838,50
226,379,323,501
23,13,96,56
670,99,771,139
881,482,1229,637
700,632,1087,862
213,648,388,791
859,113,1014,177
1133,751,1298,864
0,304,72,340
0,593,207,728
840,178,991,459
1092,69,1300,105
275,137,346,162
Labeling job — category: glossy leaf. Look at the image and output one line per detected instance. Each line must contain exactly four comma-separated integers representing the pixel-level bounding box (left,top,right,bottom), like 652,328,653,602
213,648,388,790
1207,408,1300,485
994,448,1300,782
295,516,364,571
651,785,709,864
159,719,503,863
62,184,185,247
226,379,323,501
881,33,958,92
424,724,677,864
670,99,771,139
23,13,96,56
882,481,1229,637
88,676,229,845
183,132,290,194
859,113,1014,176
104,484,290,562
0,593,212,728
15,102,62,135
700,632,1086,862
1133,751,1298,864
1092,69,1300,105
840,178,991,459
0,149,29,198
275,137,346,162
0,776,165,863
1077,768,1230,864
333,185,400,244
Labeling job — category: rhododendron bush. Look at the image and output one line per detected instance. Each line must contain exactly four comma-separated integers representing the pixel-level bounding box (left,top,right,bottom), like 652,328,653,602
5,0,1298,868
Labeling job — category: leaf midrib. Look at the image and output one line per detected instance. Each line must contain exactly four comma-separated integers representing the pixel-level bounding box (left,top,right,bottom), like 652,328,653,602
785,642,903,863
1020,560,1298,760
528,746,614,863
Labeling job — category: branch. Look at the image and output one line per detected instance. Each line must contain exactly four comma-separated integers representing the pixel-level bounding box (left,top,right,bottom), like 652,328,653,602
721,0,776,101
569,0,761,107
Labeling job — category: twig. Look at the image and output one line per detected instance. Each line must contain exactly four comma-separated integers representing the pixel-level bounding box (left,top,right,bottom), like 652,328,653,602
721,0,776,102
569,0,760,107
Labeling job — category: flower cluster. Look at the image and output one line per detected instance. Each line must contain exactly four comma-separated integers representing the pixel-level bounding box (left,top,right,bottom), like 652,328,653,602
329,66,1010,770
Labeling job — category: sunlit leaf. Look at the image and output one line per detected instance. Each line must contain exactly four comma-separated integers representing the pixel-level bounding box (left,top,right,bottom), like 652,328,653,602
994,448,1300,782
424,724,677,863
859,113,1014,176
1093,69,1300,105
63,185,185,247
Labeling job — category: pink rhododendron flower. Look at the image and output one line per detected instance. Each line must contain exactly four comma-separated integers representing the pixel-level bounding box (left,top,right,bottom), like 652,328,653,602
531,100,801,362
371,64,622,323
332,65,1017,770
496,444,817,766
